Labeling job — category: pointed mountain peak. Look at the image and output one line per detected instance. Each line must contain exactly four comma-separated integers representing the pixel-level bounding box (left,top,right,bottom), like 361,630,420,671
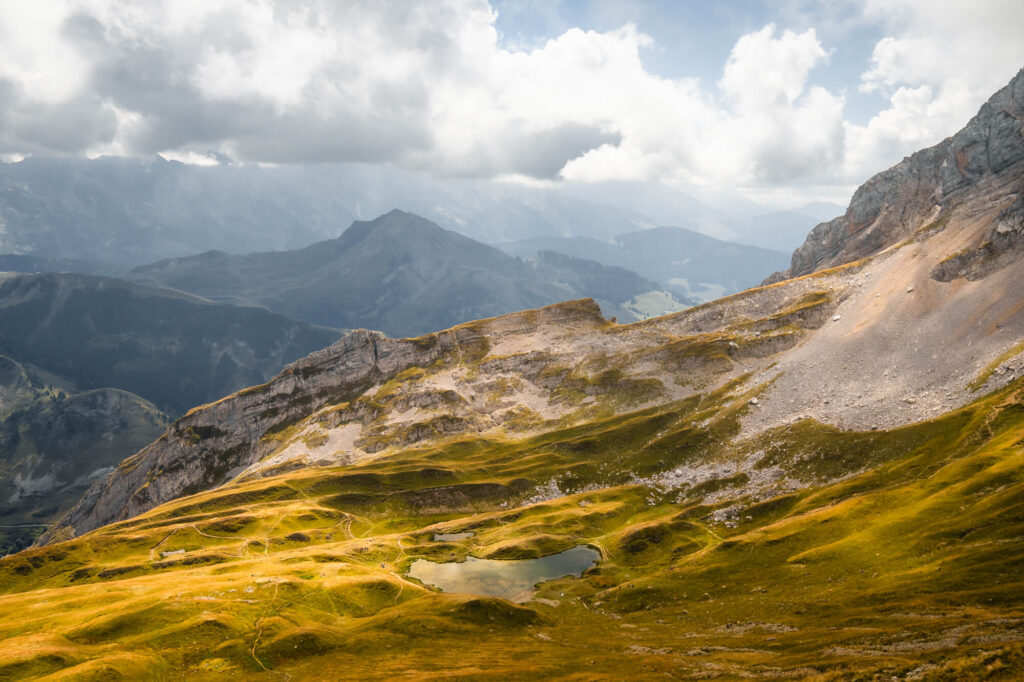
357,208,443,233
336,209,449,247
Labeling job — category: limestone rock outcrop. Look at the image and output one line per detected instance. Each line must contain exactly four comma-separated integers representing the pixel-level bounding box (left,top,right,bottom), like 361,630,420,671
769,67,1024,282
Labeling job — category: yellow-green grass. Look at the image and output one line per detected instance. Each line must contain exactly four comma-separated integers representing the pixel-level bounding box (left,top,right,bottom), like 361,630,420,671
2,381,1024,679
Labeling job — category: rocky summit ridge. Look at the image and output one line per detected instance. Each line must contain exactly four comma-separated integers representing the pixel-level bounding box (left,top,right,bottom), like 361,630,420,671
126,209,686,336
770,66,1024,282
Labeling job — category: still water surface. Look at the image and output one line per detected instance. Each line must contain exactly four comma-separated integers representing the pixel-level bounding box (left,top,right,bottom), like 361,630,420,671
407,545,599,603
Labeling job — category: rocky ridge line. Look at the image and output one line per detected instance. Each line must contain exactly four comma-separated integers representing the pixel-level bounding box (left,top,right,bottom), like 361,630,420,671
767,67,1024,282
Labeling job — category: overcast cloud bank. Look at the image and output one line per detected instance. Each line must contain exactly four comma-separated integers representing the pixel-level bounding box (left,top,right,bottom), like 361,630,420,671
0,0,1022,205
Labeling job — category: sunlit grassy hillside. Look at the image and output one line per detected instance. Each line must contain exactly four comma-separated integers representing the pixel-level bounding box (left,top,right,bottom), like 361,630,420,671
1,375,1022,680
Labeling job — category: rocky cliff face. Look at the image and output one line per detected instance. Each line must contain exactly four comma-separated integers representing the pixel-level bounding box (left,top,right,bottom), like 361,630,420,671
769,67,1024,282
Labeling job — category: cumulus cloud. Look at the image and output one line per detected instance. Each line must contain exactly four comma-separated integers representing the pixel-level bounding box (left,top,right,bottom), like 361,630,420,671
0,0,1019,201
716,25,844,183
554,24,844,187
0,1,842,186
844,0,1024,180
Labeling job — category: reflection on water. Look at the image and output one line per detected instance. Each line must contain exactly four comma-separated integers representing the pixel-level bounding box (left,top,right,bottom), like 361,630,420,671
407,545,599,603
433,532,474,541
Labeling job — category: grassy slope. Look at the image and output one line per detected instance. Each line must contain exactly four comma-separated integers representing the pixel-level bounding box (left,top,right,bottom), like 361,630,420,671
0,373,1021,679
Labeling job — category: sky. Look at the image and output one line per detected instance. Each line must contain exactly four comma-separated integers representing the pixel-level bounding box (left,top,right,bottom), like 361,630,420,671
0,0,1022,208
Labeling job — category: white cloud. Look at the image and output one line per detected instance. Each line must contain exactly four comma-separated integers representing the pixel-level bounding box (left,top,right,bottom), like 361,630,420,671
559,24,844,188
860,0,1024,94
843,0,1024,180
713,25,845,183
0,0,88,104
2,3,846,188
0,0,1019,207
720,25,829,111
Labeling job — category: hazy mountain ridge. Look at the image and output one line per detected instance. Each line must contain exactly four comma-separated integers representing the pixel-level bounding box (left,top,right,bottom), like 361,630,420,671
0,254,119,277
527,250,696,315
128,210,688,336
0,272,342,414
500,225,790,301
559,181,841,250
0,154,827,271
0,156,358,265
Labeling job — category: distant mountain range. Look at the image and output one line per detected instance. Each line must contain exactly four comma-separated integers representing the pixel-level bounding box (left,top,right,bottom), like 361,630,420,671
128,210,690,336
499,226,790,301
735,207,839,250
0,155,838,269
0,272,342,414
558,181,842,250
0,254,119,276
0,156,353,266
